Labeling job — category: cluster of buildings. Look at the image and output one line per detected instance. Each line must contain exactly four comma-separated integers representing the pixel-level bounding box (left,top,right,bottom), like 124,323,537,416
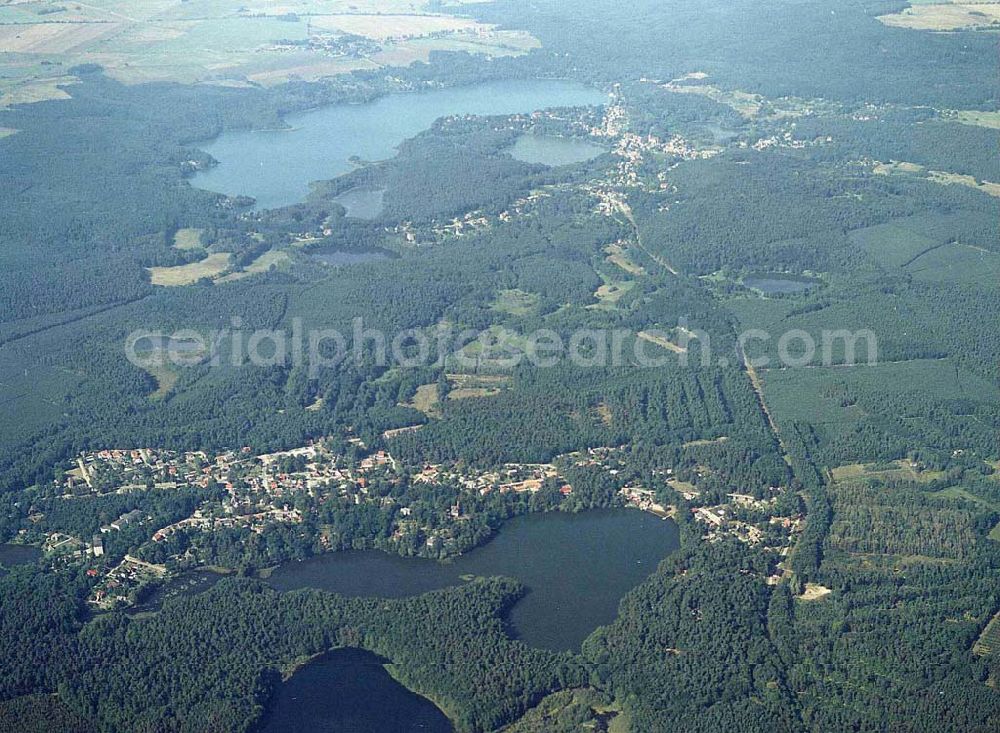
413,462,571,497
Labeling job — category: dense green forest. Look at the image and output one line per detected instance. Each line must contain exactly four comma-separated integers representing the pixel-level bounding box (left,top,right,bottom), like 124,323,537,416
1,0,999,730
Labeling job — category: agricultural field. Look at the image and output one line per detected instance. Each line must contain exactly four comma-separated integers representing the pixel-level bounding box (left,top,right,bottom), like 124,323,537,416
172,228,204,251
946,109,1000,130
847,212,975,268
0,0,539,94
763,358,1000,465
875,160,1000,199
975,612,1000,656
830,460,948,484
147,252,232,286
216,250,292,282
877,1,1000,31
903,241,1000,289
603,243,645,276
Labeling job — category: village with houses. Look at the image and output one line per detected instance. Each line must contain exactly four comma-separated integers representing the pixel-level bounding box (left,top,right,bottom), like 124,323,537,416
7,432,804,611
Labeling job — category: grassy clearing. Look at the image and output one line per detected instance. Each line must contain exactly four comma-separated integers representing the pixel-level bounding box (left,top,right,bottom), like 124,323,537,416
0,127,17,139
172,228,204,250
637,330,686,354
148,253,231,286
590,279,636,310
684,436,729,448
144,364,180,401
217,250,291,283
403,383,441,418
491,289,540,316
874,161,1000,199
975,611,1000,656
604,243,646,276
831,460,947,484
447,374,510,401
926,170,1000,198
663,79,763,118
0,75,75,109
949,109,1000,130
799,583,832,601
878,3,1000,30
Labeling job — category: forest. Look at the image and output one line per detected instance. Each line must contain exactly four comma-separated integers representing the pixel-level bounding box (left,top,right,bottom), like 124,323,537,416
1,0,999,730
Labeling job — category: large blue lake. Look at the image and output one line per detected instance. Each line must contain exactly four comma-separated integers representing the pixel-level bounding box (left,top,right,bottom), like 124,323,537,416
259,509,678,733
192,79,607,210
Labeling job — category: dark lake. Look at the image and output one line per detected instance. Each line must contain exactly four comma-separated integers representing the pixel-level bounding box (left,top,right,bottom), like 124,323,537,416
265,508,679,652
507,134,606,167
128,568,227,615
0,543,41,566
332,187,385,220
258,648,452,733
192,79,607,210
743,272,821,295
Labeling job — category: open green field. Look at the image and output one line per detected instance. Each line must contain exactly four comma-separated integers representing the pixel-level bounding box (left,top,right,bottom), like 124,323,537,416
847,212,975,269
763,358,1000,435
831,460,948,484
904,242,1000,288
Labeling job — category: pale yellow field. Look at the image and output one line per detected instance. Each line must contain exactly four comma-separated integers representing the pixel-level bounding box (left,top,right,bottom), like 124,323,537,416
927,170,1000,198
799,583,832,602
0,0,540,93
590,280,636,308
148,253,232,286
309,13,484,40
146,365,180,401
637,330,687,354
873,161,1000,199
0,21,123,54
0,76,76,109
404,383,441,418
0,128,16,139
172,228,204,250
878,3,1000,30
